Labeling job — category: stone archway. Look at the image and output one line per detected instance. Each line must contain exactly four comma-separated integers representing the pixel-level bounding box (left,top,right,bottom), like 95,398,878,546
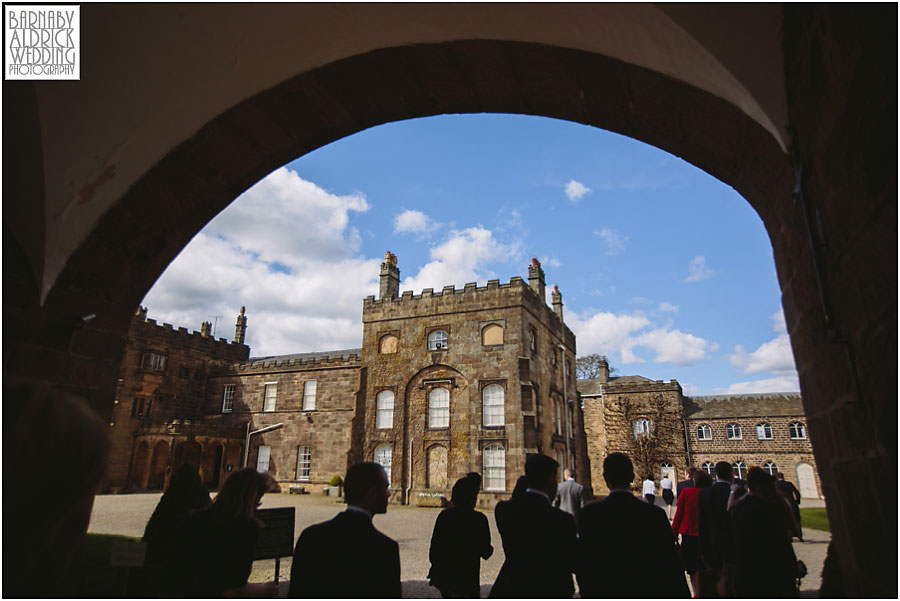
148,440,170,490
130,441,150,489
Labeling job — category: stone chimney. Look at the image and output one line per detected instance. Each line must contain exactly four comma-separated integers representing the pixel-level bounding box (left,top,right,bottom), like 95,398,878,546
200,321,212,338
234,306,247,344
598,356,610,383
552,285,563,322
528,258,545,300
379,251,400,300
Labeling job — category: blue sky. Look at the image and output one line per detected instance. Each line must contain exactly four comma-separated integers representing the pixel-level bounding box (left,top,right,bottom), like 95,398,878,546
142,114,798,396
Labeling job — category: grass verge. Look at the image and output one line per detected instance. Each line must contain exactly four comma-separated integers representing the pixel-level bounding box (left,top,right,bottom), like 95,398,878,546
800,507,830,532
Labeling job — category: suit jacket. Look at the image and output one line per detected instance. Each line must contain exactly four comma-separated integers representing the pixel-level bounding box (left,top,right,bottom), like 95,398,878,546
490,491,576,598
577,491,689,598
732,495,798,597
288,510,401,598
428,506,493,596
676,479,693,497
697,481,734,569
775,479,801,507
552,479,585,523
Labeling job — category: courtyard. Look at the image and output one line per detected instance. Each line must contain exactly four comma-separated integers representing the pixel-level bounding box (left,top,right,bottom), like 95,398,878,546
88,491,829,597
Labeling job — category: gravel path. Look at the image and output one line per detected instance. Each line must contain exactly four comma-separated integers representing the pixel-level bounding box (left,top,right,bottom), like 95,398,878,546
89,492,828,597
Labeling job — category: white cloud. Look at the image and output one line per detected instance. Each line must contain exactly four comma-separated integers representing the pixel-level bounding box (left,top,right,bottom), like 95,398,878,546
681,382,701,396
594,227,627,256
772,308,787,333
711,374,801,394
728,333,796,374
393,209,439,236
682,255,714,283
540,256,562,269
658,301,679,313
565,180,591,202
567,310,715,367
401,226,520,293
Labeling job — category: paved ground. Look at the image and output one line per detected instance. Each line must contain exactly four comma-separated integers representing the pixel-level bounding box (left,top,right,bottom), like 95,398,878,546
89,492,827,597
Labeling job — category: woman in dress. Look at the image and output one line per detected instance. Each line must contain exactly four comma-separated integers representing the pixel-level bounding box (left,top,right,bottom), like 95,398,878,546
672,469,711,598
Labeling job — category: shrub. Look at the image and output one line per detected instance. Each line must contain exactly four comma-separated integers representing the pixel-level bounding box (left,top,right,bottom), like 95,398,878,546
329,475,343,487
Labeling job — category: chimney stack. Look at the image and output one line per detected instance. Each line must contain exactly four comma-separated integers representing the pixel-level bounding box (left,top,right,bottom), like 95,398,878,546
200,321,212,337
598,356,610,383
552,285,563,322
379,251,400,300
135,306,148,321
234,306,247,344
528,258,546,300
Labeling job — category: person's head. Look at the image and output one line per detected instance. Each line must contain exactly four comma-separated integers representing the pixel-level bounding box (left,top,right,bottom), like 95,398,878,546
211,467,274,520
451,476,478,510
775,472,785,480
687,466,697,479
714,461,734,482
693,470,713,488
525,453,559,497
746,466,776,496
646,474,653,481
162,463,211,510
466,471,482,491
563,468,573,480
603,452,634,490
344,462,390,514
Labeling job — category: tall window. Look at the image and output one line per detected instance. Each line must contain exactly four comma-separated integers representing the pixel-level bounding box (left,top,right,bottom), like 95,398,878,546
528,327,537,354
633,418,651,438
375,391,394,429
726,423,742,440
257,445,271,473
482,384,504,427
303,380,317,410
567,404,574,438
756,423,773,439
697,424,712,440
483,444,506,491
141,352,167,372
296,446,311,481
429,388,450,428
763,461,778,476
789,422,807,439
222,384,235,413
732,461,746,480
555,400,563,435
131,397,151,418
427,330,448,350
374,445,392,486
701,461,714,475
263,383,277,412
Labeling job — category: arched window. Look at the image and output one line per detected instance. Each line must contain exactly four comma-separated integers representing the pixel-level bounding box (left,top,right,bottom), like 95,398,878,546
660,462,674,480
483,384,504,427
427,330,448,350
789,422,807,439
555,400,563,435
697,424,712,440
483,443,506,491
732,461,746,480
375,391,394,429
379,334,398,354
756,422,772,440
701,461,714,475
482,324,504,345
763,461,778,476
726,423,742,440
633,418,651,438
374,445,392,486
428,388,450,428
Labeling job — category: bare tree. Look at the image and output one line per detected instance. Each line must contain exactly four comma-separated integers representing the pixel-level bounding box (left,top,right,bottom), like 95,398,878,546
575,354,618,380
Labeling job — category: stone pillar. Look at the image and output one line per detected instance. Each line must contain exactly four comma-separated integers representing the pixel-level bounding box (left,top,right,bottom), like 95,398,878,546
528,258,545,300
200,321,212,338
379,251,400,300
234,307,247,344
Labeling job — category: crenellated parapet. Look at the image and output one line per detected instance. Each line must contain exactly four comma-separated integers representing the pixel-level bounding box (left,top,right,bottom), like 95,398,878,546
129,308,250,362
212,349,362,376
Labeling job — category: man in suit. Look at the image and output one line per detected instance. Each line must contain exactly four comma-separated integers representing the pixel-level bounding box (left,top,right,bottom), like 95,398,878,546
697,461,736,596
288,462,401,598
490,454,576,598
774,471,803,541
577,452,689,598
677,466,697,497
552,468,585,526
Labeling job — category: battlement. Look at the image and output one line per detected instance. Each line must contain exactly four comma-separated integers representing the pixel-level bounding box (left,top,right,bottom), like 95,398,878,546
364,276,529,307
130,311,250,362
213,349,362,375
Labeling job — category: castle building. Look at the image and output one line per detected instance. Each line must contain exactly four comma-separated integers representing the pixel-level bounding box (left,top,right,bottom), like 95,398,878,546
108,255,821,502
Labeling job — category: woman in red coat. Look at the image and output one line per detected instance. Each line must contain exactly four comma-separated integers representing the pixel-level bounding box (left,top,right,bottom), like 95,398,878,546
672,469,712,597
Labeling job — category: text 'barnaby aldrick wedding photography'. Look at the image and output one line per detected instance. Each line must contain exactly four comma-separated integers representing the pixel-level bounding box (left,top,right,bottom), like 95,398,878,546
5,5,80,80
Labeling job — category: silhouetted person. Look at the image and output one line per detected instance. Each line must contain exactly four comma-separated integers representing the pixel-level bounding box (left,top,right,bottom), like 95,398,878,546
774,472,803,541
552,468,585,526
3,381,110,598
428,473,493,598
180,468,278,597
289,462,400,598
698,461,735,596
677,467,698,497
732,467,799,597
643,474,657,506
142,463,211,594
672,469,712,597
577,453,689,598
490,454,576,598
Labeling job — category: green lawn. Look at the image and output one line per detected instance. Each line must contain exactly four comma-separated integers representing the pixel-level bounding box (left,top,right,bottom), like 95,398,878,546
800,507,830,532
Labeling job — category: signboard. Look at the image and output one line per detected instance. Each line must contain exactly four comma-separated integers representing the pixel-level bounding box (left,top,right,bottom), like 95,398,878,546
253,507,295,560
110,541,147,567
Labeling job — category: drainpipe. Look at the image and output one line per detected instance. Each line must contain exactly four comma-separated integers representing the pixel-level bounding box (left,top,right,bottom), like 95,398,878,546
682,418,693,469
405,438,413,505
558,344,571,474
242,422,284,468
